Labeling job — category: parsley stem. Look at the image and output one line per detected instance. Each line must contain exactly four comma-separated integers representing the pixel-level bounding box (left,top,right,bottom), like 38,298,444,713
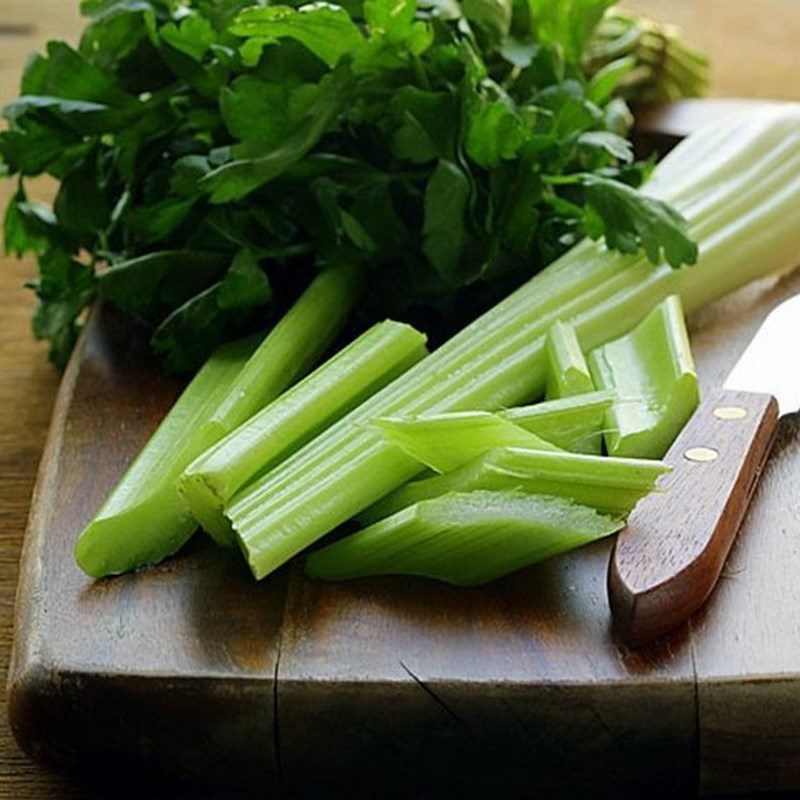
410,53,431,90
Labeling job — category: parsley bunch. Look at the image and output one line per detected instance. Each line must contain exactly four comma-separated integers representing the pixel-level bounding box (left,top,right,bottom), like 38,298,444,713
1,0,697,371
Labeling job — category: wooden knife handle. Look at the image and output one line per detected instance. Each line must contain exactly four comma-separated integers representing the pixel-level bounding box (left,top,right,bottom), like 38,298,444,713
608,388,779,647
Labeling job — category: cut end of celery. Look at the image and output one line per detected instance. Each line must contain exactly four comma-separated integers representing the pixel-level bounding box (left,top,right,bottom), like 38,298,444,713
589,295,700,459
307,490,624,586
604,373,700,458
177,473,236,546
544,320,595,400
74,498,197,578
501,391,614,455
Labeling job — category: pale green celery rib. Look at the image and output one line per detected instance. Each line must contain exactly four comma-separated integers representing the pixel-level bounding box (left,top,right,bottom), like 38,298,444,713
178,320,428,542
74,334,260,578
358,446,667,524
204,265,360,438
371,411,557,473
228,107,800,580
306,490,624,586
544,319,594,399
588,295,699,458
500,391,614,454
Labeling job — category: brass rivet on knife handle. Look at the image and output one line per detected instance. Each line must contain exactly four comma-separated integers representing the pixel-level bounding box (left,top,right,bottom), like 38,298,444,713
714,406,747,420
608,388,779,647
684,446,718,462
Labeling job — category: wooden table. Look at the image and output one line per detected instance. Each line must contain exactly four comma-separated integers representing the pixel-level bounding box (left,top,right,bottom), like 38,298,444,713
2,1,800,796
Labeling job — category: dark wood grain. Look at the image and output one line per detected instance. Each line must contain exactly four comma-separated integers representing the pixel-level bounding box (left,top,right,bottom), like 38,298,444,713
609,389,779,646
278,550,697,797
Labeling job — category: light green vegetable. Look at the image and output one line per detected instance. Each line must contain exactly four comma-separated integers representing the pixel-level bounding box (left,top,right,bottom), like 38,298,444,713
359,445,667,524
229,107,800,581
371,411,557,473
307,491,624,586
500,391,614,454
204,265,360,438
74,334,260,578
179,321,428,543
76,264,359,576
544,320,595,399
588,294,699,458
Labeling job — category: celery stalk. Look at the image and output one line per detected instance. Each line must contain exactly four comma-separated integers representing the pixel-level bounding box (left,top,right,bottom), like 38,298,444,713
358,446,667,524
588,295,699,458
179,321,428,543
371,411,557,473
544,320,595,399
306,491,624,586
74,334,260,578
229,107,800,580
204,265,360,437
500,391,613,454
76,264,359,576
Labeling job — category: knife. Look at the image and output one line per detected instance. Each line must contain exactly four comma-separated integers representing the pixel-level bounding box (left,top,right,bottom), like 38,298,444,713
608,292,800,646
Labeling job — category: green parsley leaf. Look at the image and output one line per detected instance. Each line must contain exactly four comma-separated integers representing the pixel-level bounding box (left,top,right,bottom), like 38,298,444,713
230,4,365,68
581,174,699,268
1,0,700,370
423,159,472,281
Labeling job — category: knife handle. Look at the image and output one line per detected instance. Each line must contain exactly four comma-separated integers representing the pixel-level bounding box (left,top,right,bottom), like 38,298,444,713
608,388,779,646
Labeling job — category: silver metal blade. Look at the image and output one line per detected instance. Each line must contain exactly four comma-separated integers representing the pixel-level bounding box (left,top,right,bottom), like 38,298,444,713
724,293,800,416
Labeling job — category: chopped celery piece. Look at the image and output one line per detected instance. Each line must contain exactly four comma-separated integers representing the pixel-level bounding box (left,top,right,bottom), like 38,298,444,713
229,108,800,581
372,411,558,473
588,294,699,458
544,320,595,399
359,446,667,524
74,334,260,578
500,391,614,454
179,321,428,543
76,266,359,576
306,491,624,586
205,265,359,438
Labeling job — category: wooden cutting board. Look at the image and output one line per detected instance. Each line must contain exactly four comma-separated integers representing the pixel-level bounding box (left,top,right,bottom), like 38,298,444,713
8,103,800,797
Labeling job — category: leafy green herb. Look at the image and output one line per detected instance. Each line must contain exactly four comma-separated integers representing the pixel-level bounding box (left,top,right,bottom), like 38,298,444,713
2,0,699,370
581,174,699,268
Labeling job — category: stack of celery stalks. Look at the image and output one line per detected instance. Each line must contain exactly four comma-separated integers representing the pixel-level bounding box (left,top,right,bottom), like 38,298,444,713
76,105,800,586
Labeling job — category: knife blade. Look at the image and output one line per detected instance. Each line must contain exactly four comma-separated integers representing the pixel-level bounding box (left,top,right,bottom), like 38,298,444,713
607,293,800,646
